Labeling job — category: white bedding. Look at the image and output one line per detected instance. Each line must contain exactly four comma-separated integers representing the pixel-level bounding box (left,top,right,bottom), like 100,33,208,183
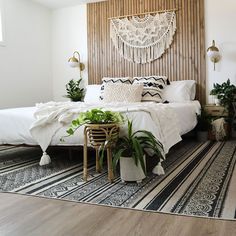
0,101,200,169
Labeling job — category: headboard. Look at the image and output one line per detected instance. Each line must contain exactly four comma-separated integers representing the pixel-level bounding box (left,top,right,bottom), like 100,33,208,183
87,0,206,104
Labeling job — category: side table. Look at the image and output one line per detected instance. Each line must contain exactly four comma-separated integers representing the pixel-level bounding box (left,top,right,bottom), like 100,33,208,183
204,104,228,117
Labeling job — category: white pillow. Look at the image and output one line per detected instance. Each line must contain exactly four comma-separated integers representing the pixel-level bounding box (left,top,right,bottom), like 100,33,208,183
84,85,101,103
102,84,143,103
133,76,168,103
162,80,196,102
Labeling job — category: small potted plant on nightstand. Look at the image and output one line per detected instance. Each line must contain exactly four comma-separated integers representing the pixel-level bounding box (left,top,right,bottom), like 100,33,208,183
112,120,164,183
210,79,236,118
196,109,212,142
64,78,84,102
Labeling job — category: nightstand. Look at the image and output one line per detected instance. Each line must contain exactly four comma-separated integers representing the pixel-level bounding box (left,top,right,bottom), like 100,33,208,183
204,104,229,117
204,104,230,140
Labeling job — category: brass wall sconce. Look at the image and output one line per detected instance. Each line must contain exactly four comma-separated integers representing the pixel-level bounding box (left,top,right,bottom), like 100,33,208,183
207,40,221,71
68,51,85,77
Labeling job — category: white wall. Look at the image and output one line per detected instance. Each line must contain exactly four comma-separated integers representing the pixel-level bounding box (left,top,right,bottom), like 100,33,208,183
0,0,52,108
1,0,234,107
205,0,236,103
52,5,87,102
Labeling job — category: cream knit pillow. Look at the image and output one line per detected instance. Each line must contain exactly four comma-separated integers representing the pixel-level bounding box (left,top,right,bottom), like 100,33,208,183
102,84,143,103
100,77,133,100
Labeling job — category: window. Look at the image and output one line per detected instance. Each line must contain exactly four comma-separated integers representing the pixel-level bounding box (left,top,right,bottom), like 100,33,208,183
0,0,5,46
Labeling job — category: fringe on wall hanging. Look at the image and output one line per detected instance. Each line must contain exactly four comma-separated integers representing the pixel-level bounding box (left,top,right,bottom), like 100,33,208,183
110,11,177,64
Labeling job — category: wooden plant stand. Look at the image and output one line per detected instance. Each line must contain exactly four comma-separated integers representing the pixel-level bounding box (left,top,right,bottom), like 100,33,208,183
83,123,119,183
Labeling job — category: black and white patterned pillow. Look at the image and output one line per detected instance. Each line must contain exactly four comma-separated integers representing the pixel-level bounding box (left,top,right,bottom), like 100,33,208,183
132,76,168,103
100,77,133,100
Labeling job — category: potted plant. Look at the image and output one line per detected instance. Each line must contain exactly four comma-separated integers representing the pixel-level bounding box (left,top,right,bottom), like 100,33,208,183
210,79,236,119
64,108,124,182
64,78,84,102
112,120,164,183
196,109,212,141
66,108,124,135
65,108,124,145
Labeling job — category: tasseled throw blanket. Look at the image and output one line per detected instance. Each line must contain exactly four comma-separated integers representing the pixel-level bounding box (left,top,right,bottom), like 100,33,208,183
30,101,182,175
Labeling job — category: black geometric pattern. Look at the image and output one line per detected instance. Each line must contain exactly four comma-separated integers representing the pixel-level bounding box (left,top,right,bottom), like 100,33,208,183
133,76,168,103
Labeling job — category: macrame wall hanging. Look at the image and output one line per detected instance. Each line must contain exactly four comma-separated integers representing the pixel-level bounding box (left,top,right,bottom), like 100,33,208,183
110,10,177,64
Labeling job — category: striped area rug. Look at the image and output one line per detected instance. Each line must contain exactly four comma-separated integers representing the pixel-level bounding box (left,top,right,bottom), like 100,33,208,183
0,140,236,220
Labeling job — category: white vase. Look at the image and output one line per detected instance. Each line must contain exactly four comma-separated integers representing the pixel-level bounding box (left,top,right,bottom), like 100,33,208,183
214,98,220,106
120,156,146,183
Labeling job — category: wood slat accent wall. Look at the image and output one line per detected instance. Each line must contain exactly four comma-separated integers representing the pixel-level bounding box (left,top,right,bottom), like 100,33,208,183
87,0,206,104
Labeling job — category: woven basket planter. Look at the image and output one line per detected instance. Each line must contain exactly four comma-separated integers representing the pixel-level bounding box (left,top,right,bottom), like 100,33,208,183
83,123,120,183
84,123,119,147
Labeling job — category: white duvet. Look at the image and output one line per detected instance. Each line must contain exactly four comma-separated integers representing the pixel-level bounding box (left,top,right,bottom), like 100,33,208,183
0,101,200,170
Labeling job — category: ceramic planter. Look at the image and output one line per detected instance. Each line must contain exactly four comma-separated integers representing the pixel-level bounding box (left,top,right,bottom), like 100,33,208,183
119,155,146,183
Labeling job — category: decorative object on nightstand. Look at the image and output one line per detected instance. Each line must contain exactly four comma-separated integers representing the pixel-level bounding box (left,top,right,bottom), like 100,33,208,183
210,79,236,117
207,40,221,71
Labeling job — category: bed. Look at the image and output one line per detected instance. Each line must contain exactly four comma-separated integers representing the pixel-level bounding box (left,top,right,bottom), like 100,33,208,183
0,78,201,174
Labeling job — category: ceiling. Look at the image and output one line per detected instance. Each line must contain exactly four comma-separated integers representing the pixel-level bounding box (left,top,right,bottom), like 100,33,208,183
32,0,106,9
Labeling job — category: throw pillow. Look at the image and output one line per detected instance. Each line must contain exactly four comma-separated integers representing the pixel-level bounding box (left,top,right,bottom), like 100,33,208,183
132,76,168,103
102,84,143,103
100,77,133,100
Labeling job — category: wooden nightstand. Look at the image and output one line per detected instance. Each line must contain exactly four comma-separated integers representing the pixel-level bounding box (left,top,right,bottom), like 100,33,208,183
204,104,230,140
204,104,228,117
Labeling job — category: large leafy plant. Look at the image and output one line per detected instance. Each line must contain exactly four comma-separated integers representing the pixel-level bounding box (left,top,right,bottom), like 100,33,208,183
210,79,236,118
64,79,84,102
111,120,164,175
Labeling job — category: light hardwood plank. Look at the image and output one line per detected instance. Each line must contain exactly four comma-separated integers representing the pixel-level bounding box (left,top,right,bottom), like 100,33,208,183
0,193,235,236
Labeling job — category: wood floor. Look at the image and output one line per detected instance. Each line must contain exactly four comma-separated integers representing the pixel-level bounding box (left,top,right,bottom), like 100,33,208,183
0,193,235,236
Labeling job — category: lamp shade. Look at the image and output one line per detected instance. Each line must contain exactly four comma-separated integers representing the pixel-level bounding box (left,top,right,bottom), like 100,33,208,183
68,55,80,68
68,51,85,72
207,50,221,63
207,40,220,70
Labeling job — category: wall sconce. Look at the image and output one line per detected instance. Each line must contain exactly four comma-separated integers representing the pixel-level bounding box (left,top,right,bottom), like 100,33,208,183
68,51,85,77
207,40,221,71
